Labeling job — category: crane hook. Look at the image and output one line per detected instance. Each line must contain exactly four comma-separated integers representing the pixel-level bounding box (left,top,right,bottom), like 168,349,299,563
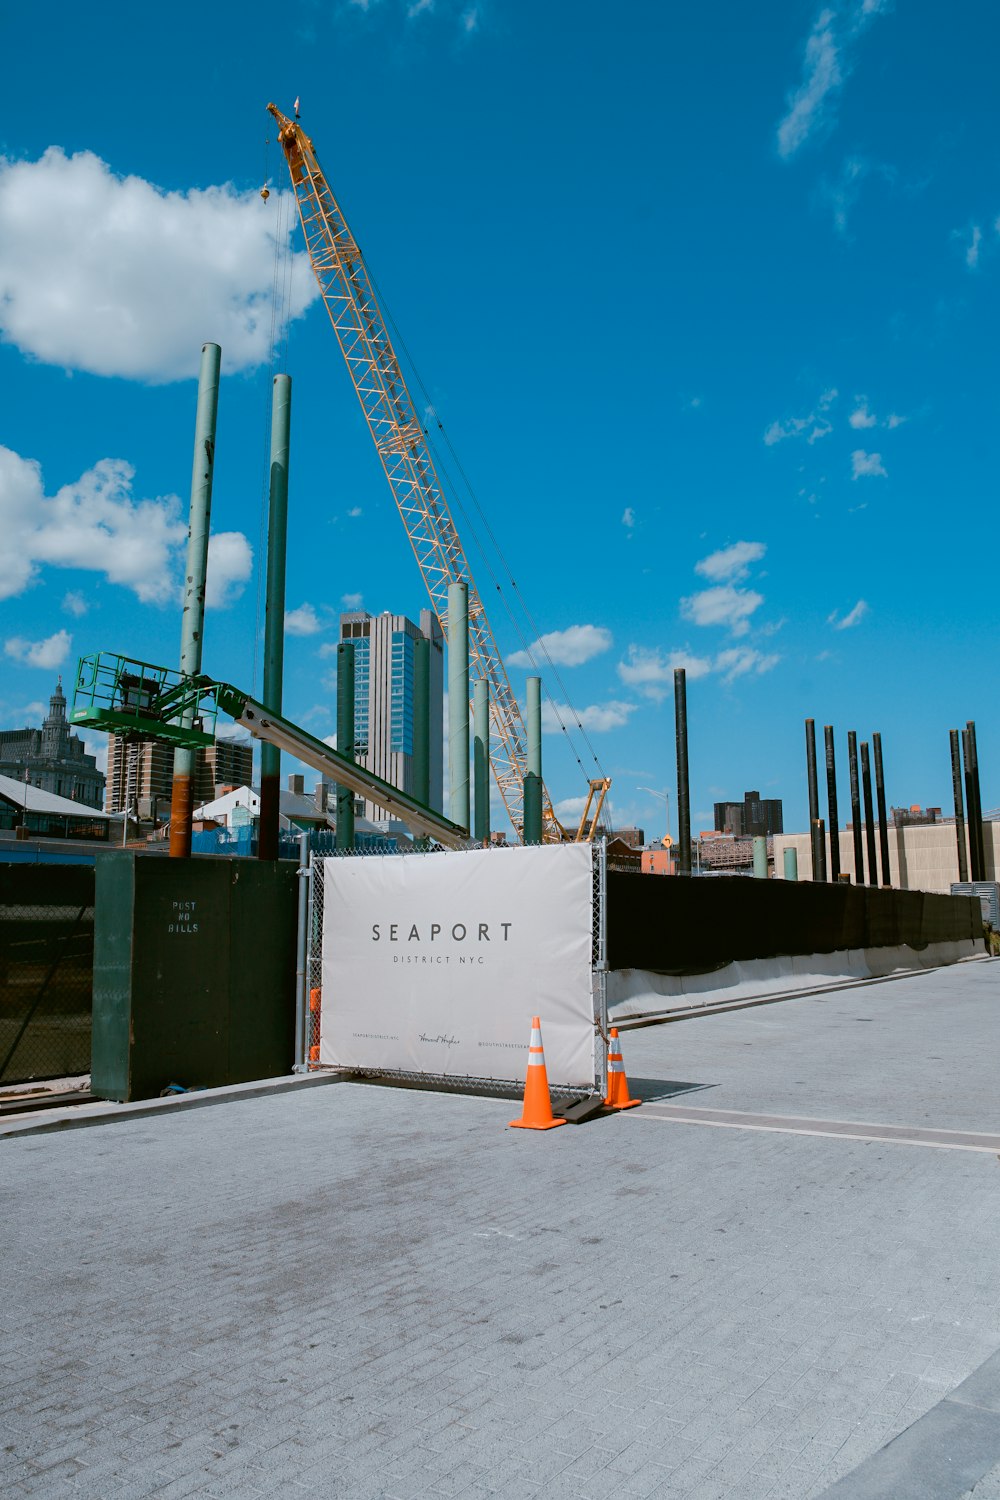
260,185,270,203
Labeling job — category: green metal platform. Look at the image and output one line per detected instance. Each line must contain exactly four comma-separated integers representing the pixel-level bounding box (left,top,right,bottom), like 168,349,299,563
71,653,217,748
71,651,470,848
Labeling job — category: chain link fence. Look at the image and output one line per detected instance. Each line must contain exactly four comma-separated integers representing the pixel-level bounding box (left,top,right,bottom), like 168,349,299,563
0,866,94,1086
304,837,608,1093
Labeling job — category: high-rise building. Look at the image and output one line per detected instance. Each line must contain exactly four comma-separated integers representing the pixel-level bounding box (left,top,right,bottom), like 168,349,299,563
105,733,253,817
714,790,783,838
339,608,444,821
0,678,104,808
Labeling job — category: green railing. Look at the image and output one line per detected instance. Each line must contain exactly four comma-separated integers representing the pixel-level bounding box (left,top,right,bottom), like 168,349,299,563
70,653,218,748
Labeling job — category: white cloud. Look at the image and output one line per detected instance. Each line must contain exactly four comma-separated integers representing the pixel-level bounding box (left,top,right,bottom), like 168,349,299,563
0,445,251,608
850,398,905,431
508,624,613,669
554,795,590,821
776,3,888,160
681,585,764,637
777,8,842,159
323,733,338,750
617,645,712,702
0,148,318,382
621,507,635,530
299,704,331,725
828,599,869,629
851,449,886,479
82,735,108,776
285,603,326,637
215,721,252,745
347,506,363,518
714,647,781,683
764,416,808,446
764,390,837,446
317,642,341,659
0,447,183,603
62,590,88,617
966,225,982,270
205,533,253,609
341,592,364,610
822,155,870,236
541,700,635,734
5,630,72,670
350,0,478,30
695,541,766,583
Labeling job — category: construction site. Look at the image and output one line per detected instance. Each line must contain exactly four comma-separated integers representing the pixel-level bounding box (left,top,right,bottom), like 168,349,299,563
2,90,1000,1500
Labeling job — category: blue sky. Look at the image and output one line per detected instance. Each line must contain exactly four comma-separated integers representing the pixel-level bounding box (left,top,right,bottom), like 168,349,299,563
0,0,996,837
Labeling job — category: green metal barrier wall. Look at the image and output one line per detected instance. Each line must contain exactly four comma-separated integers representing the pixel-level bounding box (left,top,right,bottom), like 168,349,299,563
91,854,296,1102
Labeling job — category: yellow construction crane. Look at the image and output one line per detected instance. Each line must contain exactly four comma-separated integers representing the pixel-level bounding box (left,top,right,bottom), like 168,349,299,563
267,103,608,842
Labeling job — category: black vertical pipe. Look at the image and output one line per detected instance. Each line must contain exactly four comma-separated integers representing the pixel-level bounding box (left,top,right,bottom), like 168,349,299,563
805,719,825,880
848,731,864,884
674,668,691,875
950,729,969,882
811,818,827,883
967,721,987,880
860,741,878,887
824,725,840,882
963,729,981,882
872,732,891,887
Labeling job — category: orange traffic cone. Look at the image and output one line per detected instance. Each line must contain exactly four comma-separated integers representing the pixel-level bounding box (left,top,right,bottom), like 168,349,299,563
509,1017,566,1130
308,989,322,1066
604,1027,641,1110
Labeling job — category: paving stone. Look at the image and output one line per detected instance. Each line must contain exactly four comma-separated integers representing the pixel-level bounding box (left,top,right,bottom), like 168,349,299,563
4,962,1000,1499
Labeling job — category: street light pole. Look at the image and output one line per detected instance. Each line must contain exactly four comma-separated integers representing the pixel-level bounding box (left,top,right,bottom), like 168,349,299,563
638,786,671,843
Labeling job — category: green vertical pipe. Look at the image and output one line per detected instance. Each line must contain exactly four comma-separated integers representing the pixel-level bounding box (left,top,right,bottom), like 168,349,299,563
258,374,292,860
170,342,221,859
336,642,355,851
783,847,798,881
752,836,768,879
473,678,490,843
524,675,543,845
447,581,470,832
412,637,430,808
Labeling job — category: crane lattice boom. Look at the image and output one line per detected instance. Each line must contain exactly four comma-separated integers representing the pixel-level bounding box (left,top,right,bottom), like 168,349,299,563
267,102,566,841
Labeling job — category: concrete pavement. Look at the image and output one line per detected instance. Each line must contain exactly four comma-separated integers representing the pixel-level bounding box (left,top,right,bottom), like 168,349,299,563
2,958,999,1499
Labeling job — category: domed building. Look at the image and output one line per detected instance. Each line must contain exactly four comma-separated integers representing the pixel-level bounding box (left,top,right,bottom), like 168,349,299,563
0,678,105,809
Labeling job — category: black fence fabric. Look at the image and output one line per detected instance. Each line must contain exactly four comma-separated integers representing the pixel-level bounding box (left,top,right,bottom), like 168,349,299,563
0,865,95,1084
607,871,985,975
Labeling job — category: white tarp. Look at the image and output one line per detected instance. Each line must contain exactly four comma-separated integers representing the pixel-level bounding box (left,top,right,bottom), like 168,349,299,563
320,842,595,1087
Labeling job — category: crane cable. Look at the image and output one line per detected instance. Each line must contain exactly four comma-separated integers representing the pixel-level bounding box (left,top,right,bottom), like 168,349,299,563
364,265,611,804
421,424,610,815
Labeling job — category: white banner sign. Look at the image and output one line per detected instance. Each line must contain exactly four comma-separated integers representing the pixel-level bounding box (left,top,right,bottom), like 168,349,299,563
320,842,595,1088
